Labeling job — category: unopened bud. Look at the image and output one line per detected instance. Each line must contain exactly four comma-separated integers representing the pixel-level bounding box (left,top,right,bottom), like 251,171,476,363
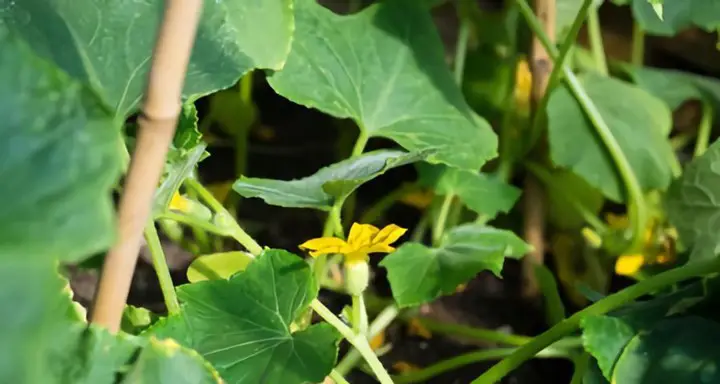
345,261,369,295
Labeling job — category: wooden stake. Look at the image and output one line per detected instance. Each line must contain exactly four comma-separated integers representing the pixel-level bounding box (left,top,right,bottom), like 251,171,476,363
522,0,555,298
91,0,204,332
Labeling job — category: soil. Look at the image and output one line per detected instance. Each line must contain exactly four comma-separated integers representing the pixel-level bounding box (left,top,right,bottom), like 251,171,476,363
67,1,719,383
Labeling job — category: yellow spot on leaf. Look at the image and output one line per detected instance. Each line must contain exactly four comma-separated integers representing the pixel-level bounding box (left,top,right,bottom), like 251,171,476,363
369,330,385,350
407,318,432,339
393,361,421,374
455,283,467,293
299,223,407,265
615,254,645,276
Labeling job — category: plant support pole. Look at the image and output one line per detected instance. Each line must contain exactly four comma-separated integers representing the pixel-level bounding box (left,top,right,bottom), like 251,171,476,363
522,0,555,297
91,0,203,332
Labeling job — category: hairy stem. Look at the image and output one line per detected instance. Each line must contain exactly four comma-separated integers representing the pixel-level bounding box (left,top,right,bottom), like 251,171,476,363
336,304,400,375
472,256,720,383
311,299,395,384
143,220,180,315
91,0,204,332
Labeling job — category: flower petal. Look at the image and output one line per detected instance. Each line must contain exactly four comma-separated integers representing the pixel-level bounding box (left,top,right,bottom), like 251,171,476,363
615,254,645,276
299,237,348,256
372,224,407,246
347,223,380,249
365,243,395,254
344,251,369,265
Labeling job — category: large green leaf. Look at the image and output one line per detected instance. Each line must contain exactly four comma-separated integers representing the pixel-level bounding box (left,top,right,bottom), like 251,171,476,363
234,149,428,210
267,0,497,170
544,168,604,230
0,27,121,261
581,316,636,378
3,0,294,117
417,163,521,219
380,224,530,307
122,337,221,384
625,0,720,36
612,317,720,383
580,276,720,382
148,249,340,384
546,73,674,202
666,139,720,256
623,65,720,112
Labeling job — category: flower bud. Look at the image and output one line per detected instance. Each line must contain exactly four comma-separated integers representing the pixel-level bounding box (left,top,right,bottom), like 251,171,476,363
345,261,369,295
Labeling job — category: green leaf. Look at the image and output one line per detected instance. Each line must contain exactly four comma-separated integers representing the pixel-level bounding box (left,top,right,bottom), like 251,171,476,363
547,73,674,202
5,0,294,116
122,337,221,384
174,103,203,152
121,305,158,335
623,65,720,112
0,27,121,261
186,251,253,283
581,315,636,378
234,149,428,210
666,139,720,254
149,249,340,384
380,224,530,307
267,0,497,170
629,0,720,36
612,317,720,383
545,168,604,230
154,143,208,215
417,163,521,219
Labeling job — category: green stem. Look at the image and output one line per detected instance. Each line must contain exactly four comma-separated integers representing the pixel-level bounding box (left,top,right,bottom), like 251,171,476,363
352,294,368,336
586,7,608,75
453,18,471,85
407,317,532,346
695,100,713,157
156,211,231,238
471,256,720,383
236,73,253,180
395,346,567,384
631,22,645,66
524,162,607,234
352,130,369,157
184,178,263,255
311,299,394,384
411,211,430,242
570,353,590,384
432,194,454,245
336,304,400,375
143,220,180,315
329,370,351,384
517,0,648,252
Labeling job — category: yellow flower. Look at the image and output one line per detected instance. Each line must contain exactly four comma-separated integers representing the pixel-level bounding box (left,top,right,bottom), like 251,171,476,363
615,254,645,276
514,58,532,109
169,191,190,212
299,223,407,265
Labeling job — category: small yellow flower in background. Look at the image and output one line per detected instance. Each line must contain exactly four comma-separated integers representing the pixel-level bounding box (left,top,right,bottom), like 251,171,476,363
169,191,190,212
407,318,432,340
393,361,421,374
400,189,434,209
299,223,407,265
514,58,532,109
615,254,645,276
369,330,385,351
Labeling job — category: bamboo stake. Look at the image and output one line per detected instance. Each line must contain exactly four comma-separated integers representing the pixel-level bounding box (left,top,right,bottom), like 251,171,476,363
91,0,204,332
522,0,555,298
